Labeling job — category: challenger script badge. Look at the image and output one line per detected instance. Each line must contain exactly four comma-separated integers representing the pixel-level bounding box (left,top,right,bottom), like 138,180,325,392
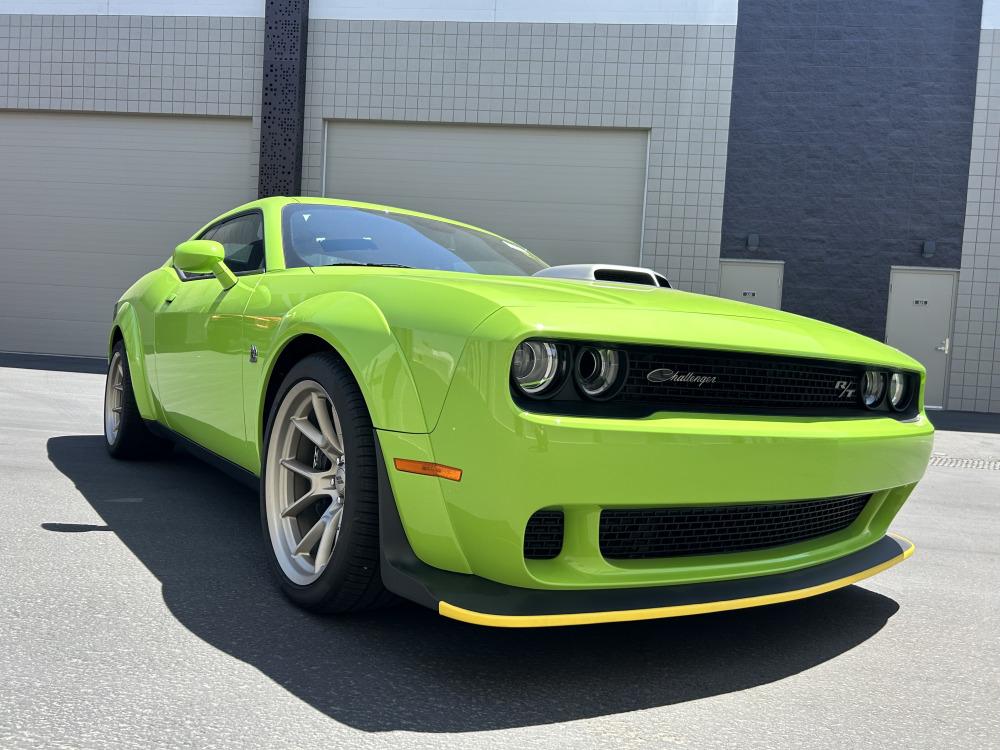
647,368,718,387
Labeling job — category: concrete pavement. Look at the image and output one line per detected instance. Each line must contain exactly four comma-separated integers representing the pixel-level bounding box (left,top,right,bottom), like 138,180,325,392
0,363,997,749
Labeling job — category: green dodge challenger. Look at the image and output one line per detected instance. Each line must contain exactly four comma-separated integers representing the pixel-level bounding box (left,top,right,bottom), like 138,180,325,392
105,196,931,627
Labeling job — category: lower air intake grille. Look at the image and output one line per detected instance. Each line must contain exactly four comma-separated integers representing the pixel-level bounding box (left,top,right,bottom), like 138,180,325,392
599,494,870,560
524,510,564,560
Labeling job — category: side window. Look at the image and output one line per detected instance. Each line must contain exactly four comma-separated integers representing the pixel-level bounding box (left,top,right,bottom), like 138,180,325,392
197,213,265,275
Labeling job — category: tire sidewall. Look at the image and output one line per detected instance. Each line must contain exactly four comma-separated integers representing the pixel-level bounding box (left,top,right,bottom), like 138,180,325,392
260,354,376,608
105,342,128,454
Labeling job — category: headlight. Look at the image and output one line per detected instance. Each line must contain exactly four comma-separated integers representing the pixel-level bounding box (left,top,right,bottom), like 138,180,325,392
861,370,885,408
511,340,563,397
574,346,626,400
888,372,911,411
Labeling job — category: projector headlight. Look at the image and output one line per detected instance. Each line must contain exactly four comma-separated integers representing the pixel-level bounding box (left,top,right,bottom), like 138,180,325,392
574,346,627,400
511,340,565,397
861,370,886,409
888,372,911,411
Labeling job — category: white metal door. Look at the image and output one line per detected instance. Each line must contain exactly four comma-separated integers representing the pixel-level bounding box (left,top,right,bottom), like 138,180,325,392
718,260,784,309
885,268,957,408
324,122,648,267
0,111,254,357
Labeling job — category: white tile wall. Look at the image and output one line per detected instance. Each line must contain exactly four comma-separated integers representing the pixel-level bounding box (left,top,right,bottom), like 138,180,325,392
950,28,1000,411
302,20,735,294
5,0,737,24
309,0,738,24
0,13,264,203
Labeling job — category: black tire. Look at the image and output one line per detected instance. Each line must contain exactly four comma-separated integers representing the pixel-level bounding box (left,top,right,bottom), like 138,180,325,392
104,340,173,460
260,351,394,613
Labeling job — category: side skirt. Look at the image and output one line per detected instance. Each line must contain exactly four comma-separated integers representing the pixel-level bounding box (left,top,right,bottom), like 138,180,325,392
144,420,259,491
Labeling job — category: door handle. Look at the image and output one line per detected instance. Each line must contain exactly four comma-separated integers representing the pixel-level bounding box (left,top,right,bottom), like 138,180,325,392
164,292,177,306
935,337,950,354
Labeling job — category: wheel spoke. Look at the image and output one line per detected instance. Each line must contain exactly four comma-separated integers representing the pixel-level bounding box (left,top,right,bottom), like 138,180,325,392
279,458,317,480
311,392,344,456
313,508,341,572
266,381,351,584
290,415,324,447
293,517,326,557
281,489,327,518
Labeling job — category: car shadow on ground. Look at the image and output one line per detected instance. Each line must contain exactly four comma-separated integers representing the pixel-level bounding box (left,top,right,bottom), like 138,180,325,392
47,434,899,733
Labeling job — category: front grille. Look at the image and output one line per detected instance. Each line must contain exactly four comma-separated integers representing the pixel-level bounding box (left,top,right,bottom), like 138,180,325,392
619,345,864,413
524,510,564,560
599,494,870,560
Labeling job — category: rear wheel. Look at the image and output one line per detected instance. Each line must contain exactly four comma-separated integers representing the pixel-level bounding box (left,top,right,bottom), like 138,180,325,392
261,352,392,613
104,341,172,459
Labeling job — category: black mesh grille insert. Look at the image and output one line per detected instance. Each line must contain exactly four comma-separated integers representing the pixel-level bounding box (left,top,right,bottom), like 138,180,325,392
619,345,864,413
599,494,871,560
524,511,564,560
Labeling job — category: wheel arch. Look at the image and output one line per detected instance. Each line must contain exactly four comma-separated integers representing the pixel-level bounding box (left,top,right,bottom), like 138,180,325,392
256,291,429,445
108,302,158,420
260,333,337,442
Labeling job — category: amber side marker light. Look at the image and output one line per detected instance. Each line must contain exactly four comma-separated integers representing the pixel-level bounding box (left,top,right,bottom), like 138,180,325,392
393,458,463,482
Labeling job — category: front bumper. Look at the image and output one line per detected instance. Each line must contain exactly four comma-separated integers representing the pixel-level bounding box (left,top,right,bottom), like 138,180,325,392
376,316,933,594
376,442,914,627
376,378,932,591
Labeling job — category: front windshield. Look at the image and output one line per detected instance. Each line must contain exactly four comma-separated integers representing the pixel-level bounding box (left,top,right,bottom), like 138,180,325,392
282,204,548,276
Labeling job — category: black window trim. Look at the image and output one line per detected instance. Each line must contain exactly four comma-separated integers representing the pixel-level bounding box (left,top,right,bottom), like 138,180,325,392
174,208,267,282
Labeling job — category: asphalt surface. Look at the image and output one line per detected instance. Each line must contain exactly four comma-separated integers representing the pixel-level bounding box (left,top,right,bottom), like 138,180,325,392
0,362,997,750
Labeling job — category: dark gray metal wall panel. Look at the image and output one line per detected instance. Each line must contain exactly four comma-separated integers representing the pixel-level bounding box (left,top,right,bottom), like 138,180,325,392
720,0,982,339
258,0,309,197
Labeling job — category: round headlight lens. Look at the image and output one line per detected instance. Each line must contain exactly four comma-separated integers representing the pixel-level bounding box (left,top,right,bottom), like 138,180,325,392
888,372,910,411
862,370,886,408
574,346,625,399
511,340,562,396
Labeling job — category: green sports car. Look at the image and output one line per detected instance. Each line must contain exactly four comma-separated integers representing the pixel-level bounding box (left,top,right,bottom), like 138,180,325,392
104,196,931,627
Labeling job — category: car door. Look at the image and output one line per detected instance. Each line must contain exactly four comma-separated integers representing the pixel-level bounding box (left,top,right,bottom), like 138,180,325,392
153,210,265,465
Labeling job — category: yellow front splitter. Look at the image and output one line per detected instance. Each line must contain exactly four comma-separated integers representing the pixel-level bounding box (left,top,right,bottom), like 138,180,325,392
438,533,914,628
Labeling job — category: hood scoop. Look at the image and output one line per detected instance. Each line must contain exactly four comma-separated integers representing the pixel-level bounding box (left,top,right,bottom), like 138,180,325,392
533,264,671,288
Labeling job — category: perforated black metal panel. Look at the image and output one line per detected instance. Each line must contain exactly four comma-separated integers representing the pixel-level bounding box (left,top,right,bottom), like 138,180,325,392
258,0,309,198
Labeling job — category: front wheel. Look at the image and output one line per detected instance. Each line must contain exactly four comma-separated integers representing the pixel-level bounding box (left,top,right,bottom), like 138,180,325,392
260,352,393,613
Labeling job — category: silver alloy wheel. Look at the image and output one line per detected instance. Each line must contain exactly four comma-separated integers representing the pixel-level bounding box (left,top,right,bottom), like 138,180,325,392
104,351,125,445
264,380,347,585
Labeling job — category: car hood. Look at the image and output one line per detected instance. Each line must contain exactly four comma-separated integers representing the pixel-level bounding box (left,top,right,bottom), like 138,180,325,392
311,266,777,317
308,267,923,372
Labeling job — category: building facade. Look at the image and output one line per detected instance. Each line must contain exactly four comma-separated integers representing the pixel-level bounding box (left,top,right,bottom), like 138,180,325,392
1,0,998,412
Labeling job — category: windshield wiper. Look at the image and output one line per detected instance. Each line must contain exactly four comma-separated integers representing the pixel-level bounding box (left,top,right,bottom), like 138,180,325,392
319,262,413,269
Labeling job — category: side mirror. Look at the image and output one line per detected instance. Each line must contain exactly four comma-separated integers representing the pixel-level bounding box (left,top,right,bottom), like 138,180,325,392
173,240,237,289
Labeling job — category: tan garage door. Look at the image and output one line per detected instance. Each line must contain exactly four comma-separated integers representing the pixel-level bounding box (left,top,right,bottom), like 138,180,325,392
0,111,254,357
324,122,648,268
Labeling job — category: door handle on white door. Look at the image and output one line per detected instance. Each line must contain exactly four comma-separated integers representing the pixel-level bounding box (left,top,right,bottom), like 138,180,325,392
935,337,950,354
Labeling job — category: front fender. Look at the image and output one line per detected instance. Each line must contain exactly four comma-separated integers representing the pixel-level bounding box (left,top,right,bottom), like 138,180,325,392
109,301,159,421
261,291,428,437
